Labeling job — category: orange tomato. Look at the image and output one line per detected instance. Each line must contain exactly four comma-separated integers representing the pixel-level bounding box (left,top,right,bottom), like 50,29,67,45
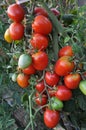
4,28,13,43
17,73,30,88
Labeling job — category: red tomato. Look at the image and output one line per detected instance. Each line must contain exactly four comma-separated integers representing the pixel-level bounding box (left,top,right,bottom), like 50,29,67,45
51,8,60,16
17,73,30,88
34,7,48,17
58,45,74,57
30,33,49,50
35,80,45,93
22,64,36,75
55,85,72,101
35,93,47,106
48,89,56,97
9,22,24,40
32,51,48,70
7,3,25,22
44,108,60,128
64,73,81,89
32,15,52,35
45,71,60,87
55,56,75,76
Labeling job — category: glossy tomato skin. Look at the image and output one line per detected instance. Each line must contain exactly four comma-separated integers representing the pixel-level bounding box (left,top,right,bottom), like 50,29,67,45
58,45,74,57
7,3,25,22
17,73,29,88
64,73,81,89
79,80,86,95
9,22,24,40
45,71,60,87
55,56,75,76
35,80,45,93
35,93,47,106
4,28,13,43
34,7,48,17
30,33,49,50
22,64,36,75
32,15,52,35
32,51,48,70
44,108,60,128
50,97,63,110
55,85,72,101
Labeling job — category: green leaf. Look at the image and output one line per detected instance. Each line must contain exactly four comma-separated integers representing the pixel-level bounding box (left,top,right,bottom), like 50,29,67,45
64,36,70,43
77,95,86,110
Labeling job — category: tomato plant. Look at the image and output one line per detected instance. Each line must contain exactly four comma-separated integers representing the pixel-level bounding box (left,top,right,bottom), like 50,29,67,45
55,85,72,101
30,33,49,50
9,22,24,40
64,73,81,89
44,108,60,128
45,71,60,86
32,51,48,70
32,15,52,35
17,73,30,88
55,56,75,76
7,3,25,22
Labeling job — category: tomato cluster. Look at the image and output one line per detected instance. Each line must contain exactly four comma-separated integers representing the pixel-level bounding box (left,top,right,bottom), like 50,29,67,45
4,3,25,43
9,4,85,129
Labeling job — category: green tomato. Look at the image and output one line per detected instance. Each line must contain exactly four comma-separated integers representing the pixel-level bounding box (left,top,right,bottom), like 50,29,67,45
50,97,63,110
12,73,18,82
79,80,86,95
18,54,32,69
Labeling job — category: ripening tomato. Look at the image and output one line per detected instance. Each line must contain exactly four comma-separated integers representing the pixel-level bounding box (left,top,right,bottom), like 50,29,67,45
9,22,24,40
32,15,52,35
32,51,48,70
35,92,47,106
51,8,60,16
64,73,81,89
55,85,72,101
35,80,45,93
17,73,29,88
45,71,60,87
58,45,74,57
44,108,60,128
34,7,48,17
4,28,13,43
22,64,36,75
55,56,75,76
30,33,49,50
7,3,25,22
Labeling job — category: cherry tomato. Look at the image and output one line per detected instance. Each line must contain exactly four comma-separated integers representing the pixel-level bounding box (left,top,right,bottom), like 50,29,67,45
17,73,30,88
64,73,81,89
55,85,72,101
7,3,25,22
51,8,60,16
45,71,59,87
34,7,48,17
48,89,56,97
32,15,52,35
50,97,63,110
35,92,47,106
44,108,60,128
54,56,75,76
32,51,48,70
79,80,86,95
58,45,74,57
4,28,13,43
35,80,45,93
30,33,49,50
22,64,36,75
9,22,24,40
